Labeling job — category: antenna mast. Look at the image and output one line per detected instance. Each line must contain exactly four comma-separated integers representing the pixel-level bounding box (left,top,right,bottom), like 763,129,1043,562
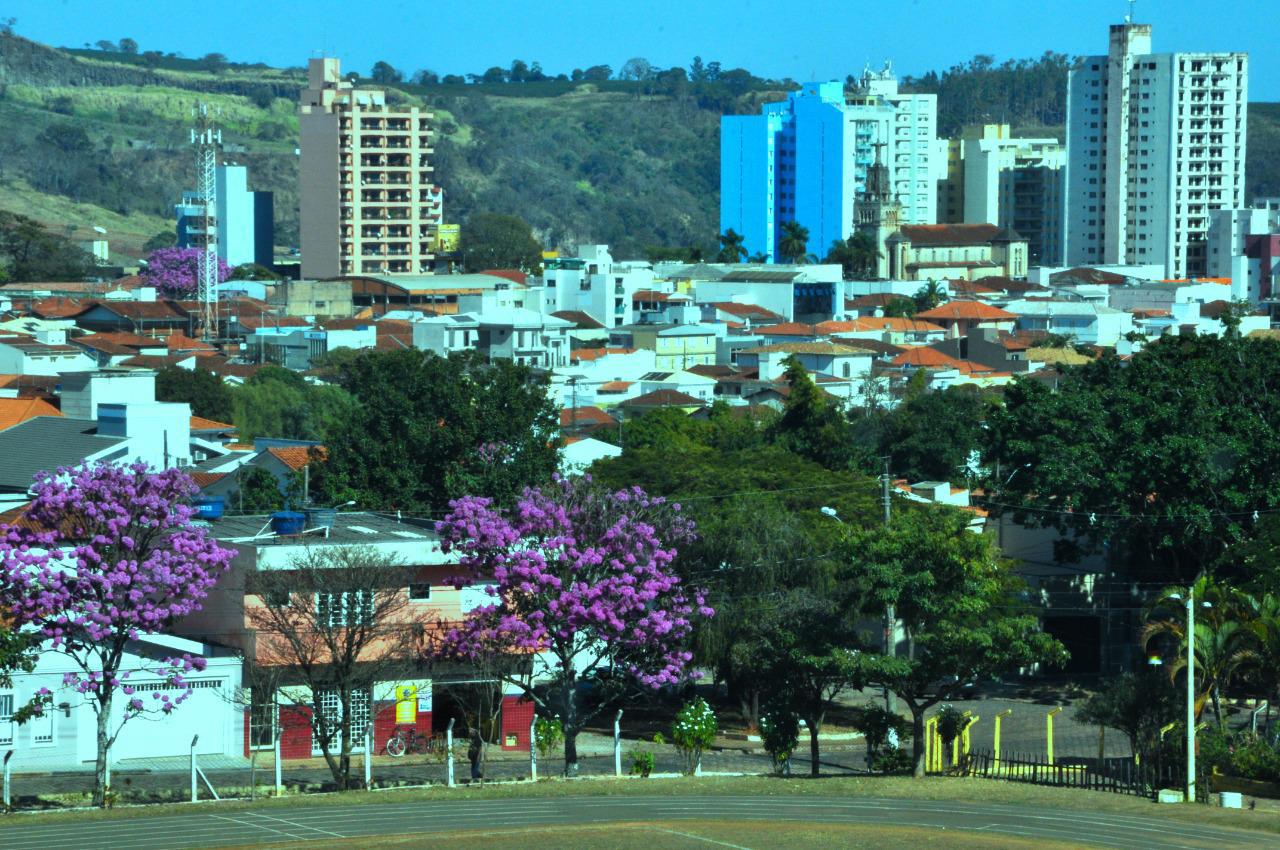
191,103,221,342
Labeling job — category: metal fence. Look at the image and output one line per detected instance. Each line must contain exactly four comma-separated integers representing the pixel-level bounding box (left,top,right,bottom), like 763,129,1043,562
963,749,1180,798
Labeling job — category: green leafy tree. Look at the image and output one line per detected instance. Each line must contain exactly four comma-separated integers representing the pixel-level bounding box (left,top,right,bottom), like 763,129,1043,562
1073,670,1181,762
777,221,810,264
825,232,880,279
715,229,747,263
989,335,1280,583
738,590,886,776
0,211,95,282
230,465,303,512
770,357,865,471
850,505,1067,776
229,263,282,281
370,60,402,83
313,349,558,512
879,385,991,482
231,366,355,443
155,365,233,422
882,296,917,318
143,230,176,252
460,213,542,273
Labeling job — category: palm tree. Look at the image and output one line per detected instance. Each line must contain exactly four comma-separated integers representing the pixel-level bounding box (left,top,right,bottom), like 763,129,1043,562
778,221,810,264
1143,578,1251,727
716,229,748,263
912,280,949,312
1238,594,1280,731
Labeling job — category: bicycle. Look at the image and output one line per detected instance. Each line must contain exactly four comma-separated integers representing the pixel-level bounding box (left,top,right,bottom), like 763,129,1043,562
384,725,438,757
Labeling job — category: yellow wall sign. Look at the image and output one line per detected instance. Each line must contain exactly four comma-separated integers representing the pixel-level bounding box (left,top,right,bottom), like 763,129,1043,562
395,685,417,724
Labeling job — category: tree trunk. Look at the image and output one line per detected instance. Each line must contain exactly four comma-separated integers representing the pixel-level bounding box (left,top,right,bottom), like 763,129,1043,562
808,721,821,777
559,676,580,777
911,704,926,779
94,690,113,807
1211,687,1223,728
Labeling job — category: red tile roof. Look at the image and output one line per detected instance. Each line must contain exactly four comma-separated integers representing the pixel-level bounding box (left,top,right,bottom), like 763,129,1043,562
560,406,616,428
80,301,188,320
31,297,95,318
189,472,226,489
0,397,62,431
478,269,529,286
891,347,993,373
190,416,236,431
898,224,1008,246
915,301,1017,321
164,332,216,352
621,389,706,408
597,381,634,394
707,302,785,322
749,322,817,337
816,318,945,335
570,347,634,362
265,446,326,471
71,332,165,355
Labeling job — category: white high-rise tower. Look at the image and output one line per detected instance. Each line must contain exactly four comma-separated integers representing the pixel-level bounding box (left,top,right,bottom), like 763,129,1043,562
1063,22,1247,277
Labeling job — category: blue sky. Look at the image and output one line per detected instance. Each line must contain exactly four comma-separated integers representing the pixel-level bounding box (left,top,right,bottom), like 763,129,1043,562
8,0,1276,100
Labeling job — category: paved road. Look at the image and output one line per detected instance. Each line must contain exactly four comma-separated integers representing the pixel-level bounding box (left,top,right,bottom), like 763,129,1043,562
0,794,1268,850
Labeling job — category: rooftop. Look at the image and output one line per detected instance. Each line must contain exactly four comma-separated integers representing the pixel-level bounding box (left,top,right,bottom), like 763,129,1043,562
209,510,442,548
915,301,1018,321
0,416,125,493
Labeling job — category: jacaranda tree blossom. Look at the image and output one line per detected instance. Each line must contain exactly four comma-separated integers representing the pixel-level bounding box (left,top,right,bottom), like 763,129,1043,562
0,462,235,806
430,476,712,775
141,246,231,297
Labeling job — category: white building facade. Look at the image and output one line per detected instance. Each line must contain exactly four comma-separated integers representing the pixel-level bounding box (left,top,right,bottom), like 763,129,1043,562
1063,22,1248,278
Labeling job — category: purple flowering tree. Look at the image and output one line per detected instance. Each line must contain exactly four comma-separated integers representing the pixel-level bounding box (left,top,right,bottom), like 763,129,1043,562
0,462,235,806
141,246,232,297
430,476,713,775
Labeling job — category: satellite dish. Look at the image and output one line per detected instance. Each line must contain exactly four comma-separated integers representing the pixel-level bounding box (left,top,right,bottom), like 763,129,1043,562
93,226,107,234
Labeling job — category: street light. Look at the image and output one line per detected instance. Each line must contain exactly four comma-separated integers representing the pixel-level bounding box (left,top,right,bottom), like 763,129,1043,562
1162,589,1211,803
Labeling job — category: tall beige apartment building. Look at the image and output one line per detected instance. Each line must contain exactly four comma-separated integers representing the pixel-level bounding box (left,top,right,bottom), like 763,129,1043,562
299,58,442,279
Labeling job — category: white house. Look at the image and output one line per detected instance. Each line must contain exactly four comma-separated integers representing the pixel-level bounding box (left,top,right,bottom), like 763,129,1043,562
1,633,244,770
1003,299,1135,346
560,436,622,475
0,330,98,376
737,342,875,383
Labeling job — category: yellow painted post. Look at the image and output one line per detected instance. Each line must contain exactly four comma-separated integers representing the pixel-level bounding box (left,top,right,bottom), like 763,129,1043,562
924,716,935,773
927,716,942,772
994,709,1012,769
961,715,979,772
1046,707,1063,765
952,710,971,767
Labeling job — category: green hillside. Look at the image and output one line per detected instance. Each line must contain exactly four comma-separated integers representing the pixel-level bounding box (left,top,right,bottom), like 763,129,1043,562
0,33,1277,264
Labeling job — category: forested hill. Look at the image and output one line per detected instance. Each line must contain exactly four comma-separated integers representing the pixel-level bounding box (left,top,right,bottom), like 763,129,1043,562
0,33,1277,262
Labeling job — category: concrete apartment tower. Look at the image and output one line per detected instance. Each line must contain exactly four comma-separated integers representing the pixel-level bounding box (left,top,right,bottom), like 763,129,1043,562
721,66,939,263
937,125,1065,266
1063,22,1247,277
299,57,442,279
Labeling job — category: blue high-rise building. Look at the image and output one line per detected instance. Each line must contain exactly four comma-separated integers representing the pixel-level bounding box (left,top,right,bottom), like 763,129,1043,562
720,70,939,264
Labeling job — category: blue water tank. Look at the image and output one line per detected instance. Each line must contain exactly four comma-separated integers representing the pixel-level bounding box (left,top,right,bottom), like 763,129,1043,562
193,497,225,520
270,511,305,536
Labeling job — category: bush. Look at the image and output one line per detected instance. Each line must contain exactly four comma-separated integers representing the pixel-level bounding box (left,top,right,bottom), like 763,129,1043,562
533,715,563,759
671,697,717,775
759,707,799,774
851,703,912,772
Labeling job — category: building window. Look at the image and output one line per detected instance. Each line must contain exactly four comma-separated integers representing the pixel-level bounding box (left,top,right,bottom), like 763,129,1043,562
409,582,432,600
0,692,12,747
249,689,276,749
28,693,53,745
317,590,374,627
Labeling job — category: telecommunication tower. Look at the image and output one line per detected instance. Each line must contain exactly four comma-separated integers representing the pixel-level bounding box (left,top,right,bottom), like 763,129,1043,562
190,103,222,342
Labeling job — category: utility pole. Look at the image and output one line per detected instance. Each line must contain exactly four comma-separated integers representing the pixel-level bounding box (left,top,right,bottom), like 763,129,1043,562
191,103,221,343
1185,586,1196,803
881,456,896,714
